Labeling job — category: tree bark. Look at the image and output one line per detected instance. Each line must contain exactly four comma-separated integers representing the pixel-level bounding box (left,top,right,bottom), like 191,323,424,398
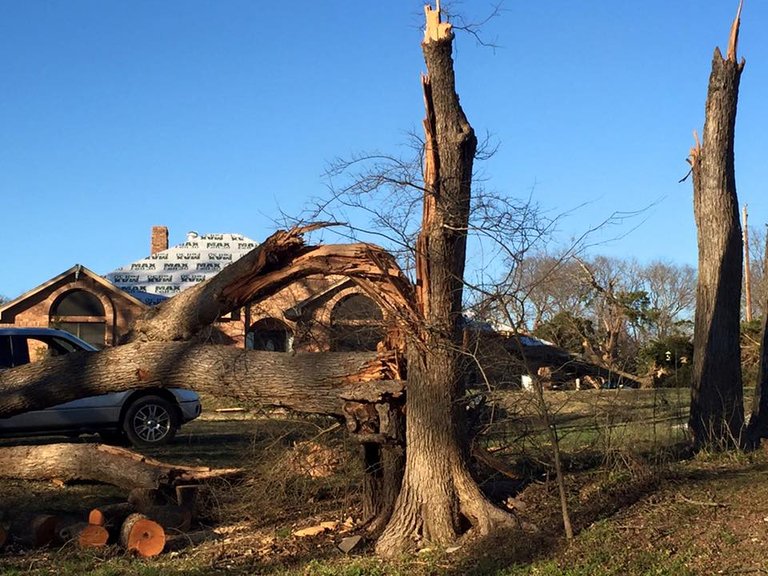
0,343,396,419
746,233,768,447
689,3,745,449
376,3,514,556
0,444,241,490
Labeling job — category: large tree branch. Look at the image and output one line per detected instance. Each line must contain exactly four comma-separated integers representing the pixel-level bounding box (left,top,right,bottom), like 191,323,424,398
126,227,420,344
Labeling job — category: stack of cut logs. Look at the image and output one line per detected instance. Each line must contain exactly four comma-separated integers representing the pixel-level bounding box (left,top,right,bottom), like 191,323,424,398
1,484,199,558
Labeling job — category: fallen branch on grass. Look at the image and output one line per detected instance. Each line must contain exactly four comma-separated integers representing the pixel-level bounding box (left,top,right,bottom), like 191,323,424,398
0,443,243,490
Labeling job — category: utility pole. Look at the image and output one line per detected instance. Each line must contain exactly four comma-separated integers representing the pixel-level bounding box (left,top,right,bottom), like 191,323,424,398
744,204,753,322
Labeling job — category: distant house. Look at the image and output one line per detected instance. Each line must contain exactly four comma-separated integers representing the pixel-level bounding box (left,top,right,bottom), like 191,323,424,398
0,264,147,348
0,227,387,353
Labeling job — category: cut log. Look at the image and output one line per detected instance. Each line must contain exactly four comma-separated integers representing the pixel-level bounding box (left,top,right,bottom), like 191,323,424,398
88,502,135,528
0,444,242,490
143,505,193,533
120,513,166,557
10,513,58,548
58,522,109,548
128,488,165,511
175,484,199,509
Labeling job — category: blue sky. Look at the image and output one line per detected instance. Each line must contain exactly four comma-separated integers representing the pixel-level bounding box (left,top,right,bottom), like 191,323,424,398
1,1,766,300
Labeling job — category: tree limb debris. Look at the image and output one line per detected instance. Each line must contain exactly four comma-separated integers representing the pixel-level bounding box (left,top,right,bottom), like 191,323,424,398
0,443,242,490
126,227,420,345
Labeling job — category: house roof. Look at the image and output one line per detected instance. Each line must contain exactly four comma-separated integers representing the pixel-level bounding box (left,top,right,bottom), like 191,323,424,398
104,232,258,305
0,264,149,322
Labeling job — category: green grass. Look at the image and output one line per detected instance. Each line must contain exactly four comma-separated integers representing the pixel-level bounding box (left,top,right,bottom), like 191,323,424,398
4,387,765,575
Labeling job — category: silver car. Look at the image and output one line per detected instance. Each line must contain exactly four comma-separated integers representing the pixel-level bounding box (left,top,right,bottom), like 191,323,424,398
0,327,201,447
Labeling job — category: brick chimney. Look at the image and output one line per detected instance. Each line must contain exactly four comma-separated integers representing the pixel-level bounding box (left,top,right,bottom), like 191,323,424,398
151,226,169,255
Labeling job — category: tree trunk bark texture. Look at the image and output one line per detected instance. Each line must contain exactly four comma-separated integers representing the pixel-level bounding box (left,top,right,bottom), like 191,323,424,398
0,443,241,490
689,6,745,449
376,4,514,556
0,343,393,419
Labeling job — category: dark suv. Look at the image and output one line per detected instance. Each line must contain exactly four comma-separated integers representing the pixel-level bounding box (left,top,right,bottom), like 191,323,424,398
0,328,201,447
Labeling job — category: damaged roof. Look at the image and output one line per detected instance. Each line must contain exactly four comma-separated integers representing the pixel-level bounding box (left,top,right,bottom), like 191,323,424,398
105,231,258,305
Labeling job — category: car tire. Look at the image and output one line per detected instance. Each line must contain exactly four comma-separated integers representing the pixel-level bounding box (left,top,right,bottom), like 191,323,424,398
122,395,179,447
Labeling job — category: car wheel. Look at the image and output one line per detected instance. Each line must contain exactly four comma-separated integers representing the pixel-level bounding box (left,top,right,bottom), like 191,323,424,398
122,395,179,447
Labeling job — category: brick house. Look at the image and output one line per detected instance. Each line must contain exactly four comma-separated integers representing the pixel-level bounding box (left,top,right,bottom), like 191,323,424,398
0,227,386,353
0,265,148,348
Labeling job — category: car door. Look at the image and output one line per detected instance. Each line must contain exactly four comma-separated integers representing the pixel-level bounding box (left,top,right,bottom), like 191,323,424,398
0,334,123,431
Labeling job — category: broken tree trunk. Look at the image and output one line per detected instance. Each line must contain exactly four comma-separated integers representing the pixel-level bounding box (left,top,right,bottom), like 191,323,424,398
376,2,515,557
0,444,242,490
689,1,745,449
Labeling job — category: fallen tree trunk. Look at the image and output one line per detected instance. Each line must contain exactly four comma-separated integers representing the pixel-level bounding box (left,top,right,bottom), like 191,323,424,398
0,343,402,419
0,444,242,490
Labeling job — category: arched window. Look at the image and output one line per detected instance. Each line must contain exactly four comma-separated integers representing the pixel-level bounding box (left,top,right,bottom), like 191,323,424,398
330,294,384,352
247,317,292,352
50,290,107,348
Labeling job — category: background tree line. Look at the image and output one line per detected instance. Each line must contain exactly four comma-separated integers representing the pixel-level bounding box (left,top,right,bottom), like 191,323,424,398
467,225,766,388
